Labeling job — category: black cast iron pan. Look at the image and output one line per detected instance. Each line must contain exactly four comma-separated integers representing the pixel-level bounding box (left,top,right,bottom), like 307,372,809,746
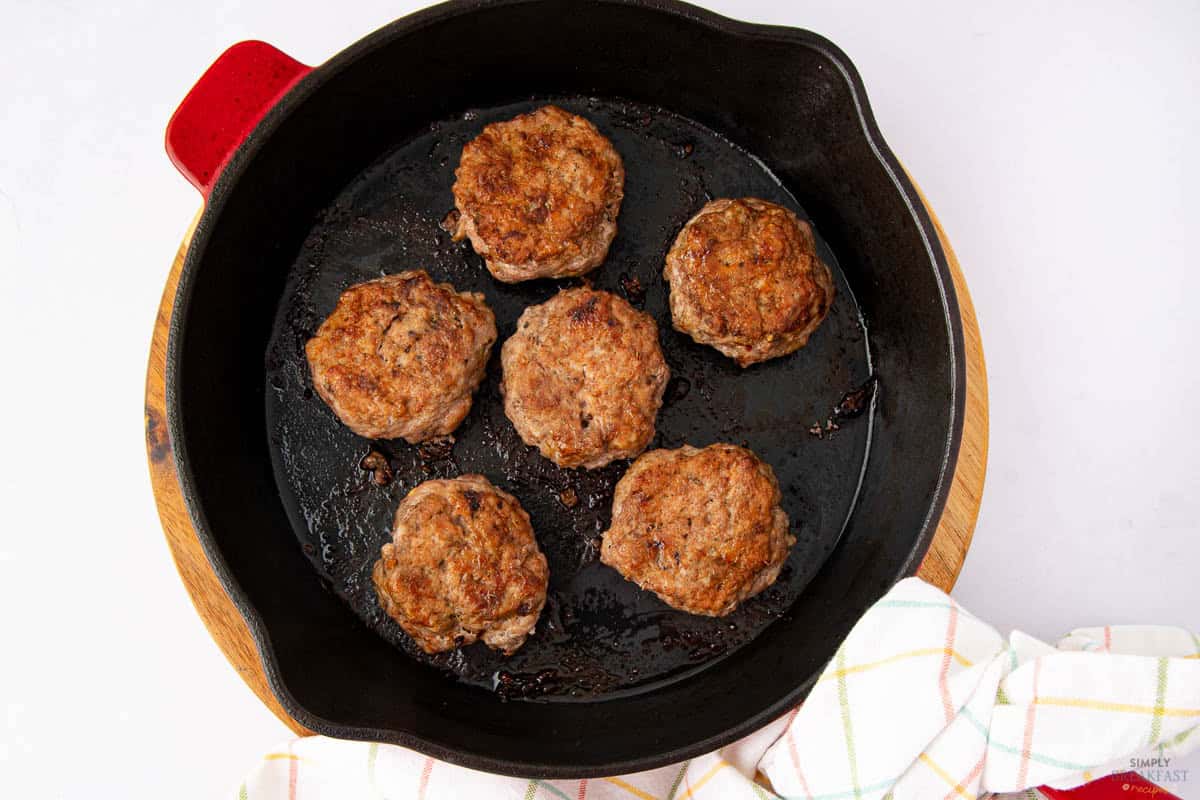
164,0,964,778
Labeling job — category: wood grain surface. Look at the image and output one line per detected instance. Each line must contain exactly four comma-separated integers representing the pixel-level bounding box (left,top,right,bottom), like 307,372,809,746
144,194,988,735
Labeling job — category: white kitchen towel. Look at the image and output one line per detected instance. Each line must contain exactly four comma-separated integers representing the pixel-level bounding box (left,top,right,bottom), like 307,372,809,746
233,578,1200,799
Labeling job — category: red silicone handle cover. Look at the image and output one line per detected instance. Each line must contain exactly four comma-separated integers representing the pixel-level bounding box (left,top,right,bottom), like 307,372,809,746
165,40,311,197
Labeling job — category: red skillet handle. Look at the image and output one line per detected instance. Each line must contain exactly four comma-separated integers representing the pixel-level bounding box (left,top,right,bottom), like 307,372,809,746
166,40,312,197
1040,772,1181,799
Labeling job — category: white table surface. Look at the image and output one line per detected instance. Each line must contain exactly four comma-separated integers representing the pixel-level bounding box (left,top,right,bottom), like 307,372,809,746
2,1,1198,797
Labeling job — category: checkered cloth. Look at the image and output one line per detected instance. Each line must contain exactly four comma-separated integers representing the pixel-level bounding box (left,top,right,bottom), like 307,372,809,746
233,578,1200,799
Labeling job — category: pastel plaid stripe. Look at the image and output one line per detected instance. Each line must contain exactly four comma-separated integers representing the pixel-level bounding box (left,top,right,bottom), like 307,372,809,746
1016,659,1041,787
917,752,976,799
230,579,1199,800
834,648,862,797
604,776,655,800
676,759,729,799
816,647,974,684
666,760,690,799
1151,658,1169,744
529,779,576,800
365,743,381,800
417,756,434,798
938,605,961,723
286,739,298,800
762,580,1200,799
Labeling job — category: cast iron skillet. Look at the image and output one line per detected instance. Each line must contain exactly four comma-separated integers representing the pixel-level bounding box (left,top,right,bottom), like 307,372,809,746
165,0,964,778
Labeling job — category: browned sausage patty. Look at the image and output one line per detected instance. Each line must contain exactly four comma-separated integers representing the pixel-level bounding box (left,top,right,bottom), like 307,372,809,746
501,287,669,469
451,105,625,283
305,271,496,443
665,197,834,367
600,444,794,616
371,475,549,654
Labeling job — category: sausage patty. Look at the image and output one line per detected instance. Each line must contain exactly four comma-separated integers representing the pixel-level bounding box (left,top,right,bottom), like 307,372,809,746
665,197,834,367
371,475,549,654
501,286,669,469
451,105,625,283
305,271,496,443
600,444,794,616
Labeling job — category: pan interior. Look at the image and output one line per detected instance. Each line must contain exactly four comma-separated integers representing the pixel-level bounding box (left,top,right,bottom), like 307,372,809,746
264,95,873,702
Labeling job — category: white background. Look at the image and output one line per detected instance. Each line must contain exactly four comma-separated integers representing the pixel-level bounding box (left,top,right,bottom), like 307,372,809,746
2,1,1198,797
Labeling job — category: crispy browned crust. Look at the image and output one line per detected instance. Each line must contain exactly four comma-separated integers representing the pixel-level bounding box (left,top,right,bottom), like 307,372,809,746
371,475,549,655
305,271,496,443
665,197,834,367
600,444,794,616
452,105,625,282
500,287,669,469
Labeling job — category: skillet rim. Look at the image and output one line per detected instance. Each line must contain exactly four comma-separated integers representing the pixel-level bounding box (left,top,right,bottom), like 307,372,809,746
165,0,966,777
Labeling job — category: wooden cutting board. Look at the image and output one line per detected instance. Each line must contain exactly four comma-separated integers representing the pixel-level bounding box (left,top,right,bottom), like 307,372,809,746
144,189,988,734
